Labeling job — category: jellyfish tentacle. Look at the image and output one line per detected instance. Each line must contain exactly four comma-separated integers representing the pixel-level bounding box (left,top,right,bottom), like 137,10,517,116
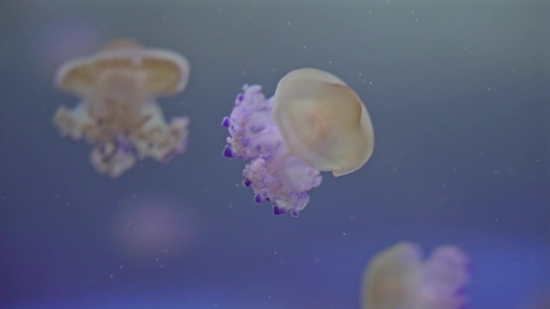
223,85,322,215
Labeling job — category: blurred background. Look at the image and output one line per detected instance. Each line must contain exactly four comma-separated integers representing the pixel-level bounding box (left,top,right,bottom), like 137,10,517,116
0,0,548,308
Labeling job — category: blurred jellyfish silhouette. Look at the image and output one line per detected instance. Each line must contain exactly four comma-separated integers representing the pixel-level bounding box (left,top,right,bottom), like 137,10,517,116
361,242,471,309
110,194,200,261
53,38,191,177
521,287,550,309
221,68,374,216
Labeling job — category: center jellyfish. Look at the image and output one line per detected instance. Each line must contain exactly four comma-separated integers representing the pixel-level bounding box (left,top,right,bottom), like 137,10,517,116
361,242,471,309
53,38,191,177
221,68,374,216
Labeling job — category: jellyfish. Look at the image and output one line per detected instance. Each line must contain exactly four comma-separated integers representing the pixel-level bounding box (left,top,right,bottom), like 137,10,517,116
53,38,191,177
221,68,374,216
361,242,471,309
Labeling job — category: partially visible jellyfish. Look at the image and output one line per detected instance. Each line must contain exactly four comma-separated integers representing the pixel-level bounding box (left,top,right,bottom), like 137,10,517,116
521,287,550,309
361,242,471,309
221,68,374,216
53,38,191,177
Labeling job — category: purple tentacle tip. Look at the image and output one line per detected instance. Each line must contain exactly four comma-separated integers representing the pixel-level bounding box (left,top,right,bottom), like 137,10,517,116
222,145,234,158
236,93,244,103
273,205,288,216
290,210,299,217
243,178,251,187
253,194,263,204
221,116,230,128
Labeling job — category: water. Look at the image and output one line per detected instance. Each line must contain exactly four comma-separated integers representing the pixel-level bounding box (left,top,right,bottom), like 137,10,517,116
0,0,548,308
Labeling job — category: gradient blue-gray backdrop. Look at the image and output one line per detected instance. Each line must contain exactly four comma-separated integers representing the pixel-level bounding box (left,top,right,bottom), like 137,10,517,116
0,0,549,309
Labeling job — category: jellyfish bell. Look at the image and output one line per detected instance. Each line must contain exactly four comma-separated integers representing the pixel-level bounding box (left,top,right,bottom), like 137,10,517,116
272,68,374,177
54,38,190,99
362,242,422,309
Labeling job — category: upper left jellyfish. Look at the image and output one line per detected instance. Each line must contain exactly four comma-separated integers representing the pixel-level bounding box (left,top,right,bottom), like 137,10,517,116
53,38,191,177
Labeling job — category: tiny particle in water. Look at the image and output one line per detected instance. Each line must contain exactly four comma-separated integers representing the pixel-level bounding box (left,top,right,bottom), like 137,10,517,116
465,46,468,51
512,68,516,73
416,19,419,22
